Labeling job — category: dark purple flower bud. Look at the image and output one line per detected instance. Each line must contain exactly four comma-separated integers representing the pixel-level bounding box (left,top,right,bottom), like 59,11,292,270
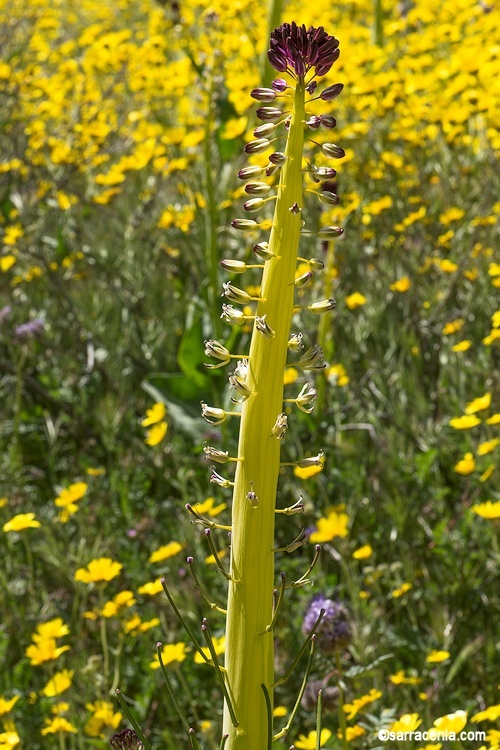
302,593,351,654
14,318,44,340
316,167,337,179
306,81,318,95
245,182,272,196
269,151,287,165
110,729,143,750
266,163,281,177
251,87,277,102
256,107,282,122
238,166,264,180
318,190,340,205
320,83,344,101
254,123,276,137
306,116,321,130
321,143,346,158
268,23,340,79
318,226,344,238
243,197,266,213
320,115,337,129
244,138,271,154
272,78,288,92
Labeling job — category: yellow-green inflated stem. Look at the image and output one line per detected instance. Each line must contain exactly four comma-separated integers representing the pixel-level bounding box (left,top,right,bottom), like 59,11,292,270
222,80,306,749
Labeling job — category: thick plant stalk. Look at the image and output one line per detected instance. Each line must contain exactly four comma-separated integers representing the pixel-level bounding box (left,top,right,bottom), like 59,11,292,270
211,24,345,749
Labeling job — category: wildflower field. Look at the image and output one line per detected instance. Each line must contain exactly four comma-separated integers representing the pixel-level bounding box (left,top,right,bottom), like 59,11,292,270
0,0,499,747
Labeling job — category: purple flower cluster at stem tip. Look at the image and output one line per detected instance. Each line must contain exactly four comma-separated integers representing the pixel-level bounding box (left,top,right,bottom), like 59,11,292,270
268,22,340,78
303,593,351,653
14,318,44,340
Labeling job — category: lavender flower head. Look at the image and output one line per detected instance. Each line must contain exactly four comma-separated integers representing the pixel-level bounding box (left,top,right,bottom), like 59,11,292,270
14,318,44,340
303,593,351,653
110,729,143,750
268,22,340,78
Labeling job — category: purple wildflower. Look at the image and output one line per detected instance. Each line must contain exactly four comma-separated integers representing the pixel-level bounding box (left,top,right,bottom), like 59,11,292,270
268,23,340,78
110,729,143,750
0,306,11,324
14,318,44,340
302,593,351,653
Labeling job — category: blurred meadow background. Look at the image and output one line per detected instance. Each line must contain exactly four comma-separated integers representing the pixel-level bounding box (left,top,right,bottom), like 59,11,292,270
0,0,499,746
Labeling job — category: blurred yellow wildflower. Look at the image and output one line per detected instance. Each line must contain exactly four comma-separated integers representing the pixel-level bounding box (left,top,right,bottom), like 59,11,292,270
486,414,500,425
451,340,471,352
193,497,227,516
438,259,459,273
123,615,159,635
141,402,166,426
454,453,475,475
0,696,20,715
326,363,349,387
465,392,491,414
85,700,121,738
101,590,136,618
343,688,382,720
471,704,500,722
273,706,287,717
449,415,481,429
471,501,500,520
309,511,349,542
55,482,88,508
75,557,123,584
0,255,16,272
390,713,422,733
194,635,225,664
432,710,467,734
145,421,168,446
426,650,450,663
137,578,164,596
391,582,412,598
353,544,372,560
345,292,367,309
41,717,78,735
390,277,411,292
295,729,332,749
150,642,188,669
294,463,324,480
284,367,299,385
149,541,183,563
442,319,464,335
26,638,70,666
477,439,500,456
0,730,20,747
337,725,366,741
3,513,41,532
42,670,73,697
390,670,422,685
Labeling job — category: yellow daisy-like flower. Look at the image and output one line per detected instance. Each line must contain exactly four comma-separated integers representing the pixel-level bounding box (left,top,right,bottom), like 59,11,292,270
326,363,349,387
390,713,422,733
471,704,500,722
345,292,367,310
0,730,20,747
390,276,411,292
353,544,372,560
284,367,299,385
477,438,500,456
273,706,287,718
391,582,412,598
145,420,168,446
449,415,481,429
192,497,227,517
149,541,184,563
101,590,136,618
34,618,69,640
150,641,188,669
0,255,16,272
0,696,20,715
84,700,122,738
194,635,225,664
74,557,123,584
42,670,74,697
42,716,78,736
471,501,500,520
294,463,324,480
454,452,475,475
466,392,491,414
426,650,450,663
3,513,41,533
432,710,467,734
295,729,332,749
137,578,164,596
54,482,88,507
25,639,70,666
389,670,422,685
451,340,471,352
141,402,166,427
438,259,458,273
486,413,500,425
343,688,382,720
337,725,366,741
442,319,464,335
480,465,495,483
309,511,349,543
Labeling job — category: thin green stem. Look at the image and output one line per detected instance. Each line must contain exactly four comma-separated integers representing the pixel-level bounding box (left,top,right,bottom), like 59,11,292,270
336,646,349,750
